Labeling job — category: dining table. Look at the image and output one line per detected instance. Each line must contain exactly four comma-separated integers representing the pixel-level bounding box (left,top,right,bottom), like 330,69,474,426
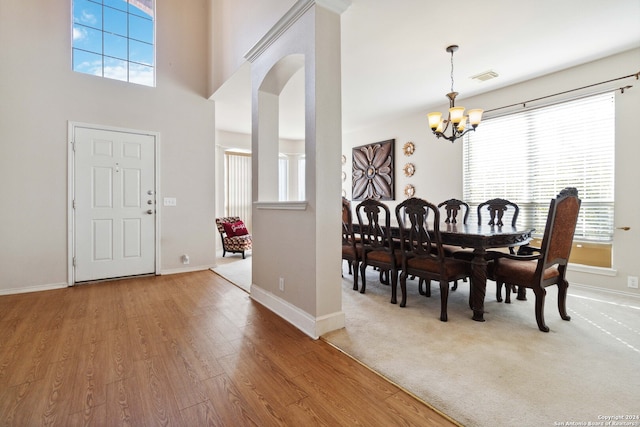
437,223,533,321
354,221,534,322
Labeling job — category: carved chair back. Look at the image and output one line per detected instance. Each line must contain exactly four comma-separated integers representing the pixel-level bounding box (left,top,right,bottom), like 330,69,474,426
395,197,471,321
341,197,356,247
492,187,581,331
396,197,441,261
355,198,394,254
477,198,520,227
355,198,400,298
437,198,469,224
538,188,581,272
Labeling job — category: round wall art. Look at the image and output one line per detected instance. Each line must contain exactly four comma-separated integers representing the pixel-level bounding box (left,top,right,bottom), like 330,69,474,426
404,184,415,198
403,163,415,177
403,141,415,156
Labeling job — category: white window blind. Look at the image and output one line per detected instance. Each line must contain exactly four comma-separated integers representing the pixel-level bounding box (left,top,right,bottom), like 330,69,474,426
463,92,615,242
279,156,289,201
225,152,252,230
297,157,306,201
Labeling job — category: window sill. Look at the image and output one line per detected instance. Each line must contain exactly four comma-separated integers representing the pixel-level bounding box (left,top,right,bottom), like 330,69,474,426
255,201,308,211
568,263,617,277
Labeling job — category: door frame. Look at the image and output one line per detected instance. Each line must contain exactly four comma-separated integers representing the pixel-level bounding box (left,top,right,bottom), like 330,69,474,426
67,121,161,285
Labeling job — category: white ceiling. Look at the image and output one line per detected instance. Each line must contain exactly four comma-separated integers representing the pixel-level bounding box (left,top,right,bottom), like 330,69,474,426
214,0,640,140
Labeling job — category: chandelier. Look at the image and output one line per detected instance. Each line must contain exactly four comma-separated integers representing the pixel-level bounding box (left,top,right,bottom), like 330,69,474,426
427,45,483,143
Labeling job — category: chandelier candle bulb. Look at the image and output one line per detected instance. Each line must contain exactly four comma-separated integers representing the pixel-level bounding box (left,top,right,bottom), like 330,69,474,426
427,112,442,130
449,106,465,124
468,109,484,126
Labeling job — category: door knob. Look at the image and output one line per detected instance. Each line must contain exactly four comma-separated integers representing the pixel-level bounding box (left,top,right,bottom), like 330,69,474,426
146,209,154,215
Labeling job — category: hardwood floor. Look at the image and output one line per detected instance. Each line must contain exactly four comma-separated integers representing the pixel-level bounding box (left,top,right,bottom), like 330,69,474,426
0,271,459,426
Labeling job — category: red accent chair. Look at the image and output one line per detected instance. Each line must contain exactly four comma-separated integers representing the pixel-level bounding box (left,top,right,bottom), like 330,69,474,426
215,217,252,259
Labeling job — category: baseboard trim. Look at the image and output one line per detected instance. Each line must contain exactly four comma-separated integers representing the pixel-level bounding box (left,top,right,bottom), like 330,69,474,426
251,284,345,339
570,283,640,300
159,265,215,275
0,282,68,296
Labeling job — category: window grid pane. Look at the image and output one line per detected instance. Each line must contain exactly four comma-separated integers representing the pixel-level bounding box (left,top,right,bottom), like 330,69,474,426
72,0,155,87
463,92,615,243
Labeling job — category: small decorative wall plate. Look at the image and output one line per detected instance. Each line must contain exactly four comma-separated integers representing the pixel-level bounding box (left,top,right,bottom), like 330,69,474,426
342,171,347,182
403,141,415,156
403,163,415,177
404,184,415,198
341,154,347,165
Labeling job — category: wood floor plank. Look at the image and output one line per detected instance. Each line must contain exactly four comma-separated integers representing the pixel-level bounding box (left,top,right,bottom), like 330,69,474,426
24,360,75,426
132,356,184,425
179,399,227,426
6,329,56,387
0,381,37,426
0,271,460,426
217,340,308,408
156,339,209,410
200,373,263,426
105,375,147,427
66,402,106,427
66,340,109,415
383,390,459,427
104,325,135,383
127,314,164,363
171,327,226,381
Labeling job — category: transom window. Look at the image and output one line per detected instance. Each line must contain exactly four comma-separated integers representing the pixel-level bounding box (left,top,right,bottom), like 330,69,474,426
463,92,615,263
72,0,155,86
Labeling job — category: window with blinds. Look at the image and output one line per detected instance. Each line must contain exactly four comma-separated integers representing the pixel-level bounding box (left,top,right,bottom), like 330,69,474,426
463,92,615,243
225,152,252,230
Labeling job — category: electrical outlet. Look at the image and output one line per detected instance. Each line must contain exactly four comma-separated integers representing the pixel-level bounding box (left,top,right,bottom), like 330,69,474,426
628,276,639,289
182,254,190,265
279,277,285,292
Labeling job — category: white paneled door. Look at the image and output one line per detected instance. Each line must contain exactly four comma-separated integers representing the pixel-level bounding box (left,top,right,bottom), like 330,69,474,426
74,127,156,282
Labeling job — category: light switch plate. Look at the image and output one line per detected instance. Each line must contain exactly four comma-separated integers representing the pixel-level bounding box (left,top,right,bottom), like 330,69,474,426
163,197,177,206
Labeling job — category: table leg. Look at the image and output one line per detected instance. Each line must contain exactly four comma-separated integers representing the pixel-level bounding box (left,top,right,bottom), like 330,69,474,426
470,249,487,322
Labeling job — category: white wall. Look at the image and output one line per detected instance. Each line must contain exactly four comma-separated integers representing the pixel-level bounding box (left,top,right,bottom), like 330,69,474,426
209,0,296,95
248,2,346,338
343,113,463,214
344,48,640,295
0,0,216,294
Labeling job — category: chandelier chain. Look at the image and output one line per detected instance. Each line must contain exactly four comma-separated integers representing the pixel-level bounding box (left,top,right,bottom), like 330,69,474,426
450,50,455,94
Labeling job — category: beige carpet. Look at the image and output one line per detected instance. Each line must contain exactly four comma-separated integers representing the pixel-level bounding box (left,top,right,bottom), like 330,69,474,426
211,258,640,426
211,251,252,293
326,266,640,427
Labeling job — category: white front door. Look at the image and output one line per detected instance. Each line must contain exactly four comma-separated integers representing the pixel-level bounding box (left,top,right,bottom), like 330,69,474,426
74,127,156,282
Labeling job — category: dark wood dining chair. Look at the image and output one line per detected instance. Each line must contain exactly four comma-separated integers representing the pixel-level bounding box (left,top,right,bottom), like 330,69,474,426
355,198,402,303
477,198,520,227
395,197,471,321
476,197,531,301
437,198,469,224
437,198,471,291
491,187,581,332
341,197,361,291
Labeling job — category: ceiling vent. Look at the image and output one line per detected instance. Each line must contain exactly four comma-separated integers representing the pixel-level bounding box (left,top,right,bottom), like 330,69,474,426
471,70,499,82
